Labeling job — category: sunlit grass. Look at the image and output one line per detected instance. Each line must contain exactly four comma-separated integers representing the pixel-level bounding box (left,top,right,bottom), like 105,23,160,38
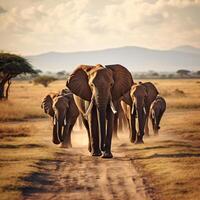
0,79,200,200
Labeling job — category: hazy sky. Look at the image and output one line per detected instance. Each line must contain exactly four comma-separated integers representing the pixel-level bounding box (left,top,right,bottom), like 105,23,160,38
0,0,200,55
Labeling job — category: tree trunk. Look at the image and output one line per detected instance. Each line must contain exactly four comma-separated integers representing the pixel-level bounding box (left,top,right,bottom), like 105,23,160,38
5,80,11,99
0,82,5,99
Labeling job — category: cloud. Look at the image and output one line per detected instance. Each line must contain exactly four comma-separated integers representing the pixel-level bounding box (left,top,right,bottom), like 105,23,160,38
0,0,200,54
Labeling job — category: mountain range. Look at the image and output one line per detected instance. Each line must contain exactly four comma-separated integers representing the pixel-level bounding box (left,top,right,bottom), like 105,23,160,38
27,45,200,72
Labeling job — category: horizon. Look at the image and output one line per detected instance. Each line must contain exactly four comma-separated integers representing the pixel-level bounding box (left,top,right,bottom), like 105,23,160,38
24,44,200,56
0,0,200,55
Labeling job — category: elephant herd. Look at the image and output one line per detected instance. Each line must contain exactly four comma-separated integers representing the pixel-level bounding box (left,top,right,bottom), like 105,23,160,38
41,64,166,158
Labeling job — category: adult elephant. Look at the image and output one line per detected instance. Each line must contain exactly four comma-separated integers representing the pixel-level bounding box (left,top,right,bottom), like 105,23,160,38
41,89,79,148
67,64,133,158
122,82,158,144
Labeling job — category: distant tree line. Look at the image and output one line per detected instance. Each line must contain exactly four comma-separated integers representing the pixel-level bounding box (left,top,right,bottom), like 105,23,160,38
132,69,200,79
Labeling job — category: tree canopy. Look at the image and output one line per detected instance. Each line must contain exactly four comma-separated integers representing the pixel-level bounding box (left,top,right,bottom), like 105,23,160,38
176,69,191,76
0,53,36,99
0,53,36,77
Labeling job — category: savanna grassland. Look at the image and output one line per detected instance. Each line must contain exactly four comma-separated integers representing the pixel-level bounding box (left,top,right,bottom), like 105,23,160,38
0,79,200,200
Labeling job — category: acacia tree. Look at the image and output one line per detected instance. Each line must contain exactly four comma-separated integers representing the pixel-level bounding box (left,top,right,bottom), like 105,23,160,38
176,69,191,77
0,53,36,100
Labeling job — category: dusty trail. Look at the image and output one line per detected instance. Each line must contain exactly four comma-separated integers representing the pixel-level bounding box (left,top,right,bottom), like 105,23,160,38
12,119,150,200
22,147,149,200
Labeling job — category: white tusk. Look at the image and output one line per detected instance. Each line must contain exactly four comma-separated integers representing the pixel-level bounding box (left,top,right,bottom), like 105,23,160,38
143,106,146,115
110,100,117,114
53,114,56,125
83,99,94,118
131,104,135,114
64,117,67,126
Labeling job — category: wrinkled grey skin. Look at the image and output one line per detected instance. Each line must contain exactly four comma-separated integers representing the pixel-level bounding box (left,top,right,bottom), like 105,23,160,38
41,89,79,148
150,95,166,134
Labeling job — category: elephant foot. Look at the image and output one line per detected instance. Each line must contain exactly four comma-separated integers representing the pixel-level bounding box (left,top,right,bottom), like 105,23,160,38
91,150,102,157
130,137,136,143
102,152,113,159
60,143,72,148
53,140,60,145
135,136,144,144
88,145,92,152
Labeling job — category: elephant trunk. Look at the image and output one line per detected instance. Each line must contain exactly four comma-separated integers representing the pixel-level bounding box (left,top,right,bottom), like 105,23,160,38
153,111,161,134
53,122,60,144
136,100,146,143
96,94,108,151
97,109,106,151
54,111,65,143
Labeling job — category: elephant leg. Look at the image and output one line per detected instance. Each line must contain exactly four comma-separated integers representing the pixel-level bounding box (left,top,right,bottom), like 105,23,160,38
113,114,118,139
81,114,91,152
102,109,114,159
61,123,71,148
68,124,74,147
88,107,101,156
130,113,137,143
118,114,123,132
144,114,150,136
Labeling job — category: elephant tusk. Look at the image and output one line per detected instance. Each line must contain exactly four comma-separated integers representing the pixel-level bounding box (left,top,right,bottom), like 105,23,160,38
53,114,56,125
143,106,146,115
83,98,94,118
131,104,135,114
110,100,117,114
64,117,67,126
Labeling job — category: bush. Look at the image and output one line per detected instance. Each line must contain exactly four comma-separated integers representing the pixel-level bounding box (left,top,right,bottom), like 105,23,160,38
33,75,57,87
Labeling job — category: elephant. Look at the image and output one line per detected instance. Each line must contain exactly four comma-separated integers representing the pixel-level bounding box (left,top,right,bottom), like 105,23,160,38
113,99,128,138
41,88,79,148
67,64,133,158
150,95,166,134
122,82,158,143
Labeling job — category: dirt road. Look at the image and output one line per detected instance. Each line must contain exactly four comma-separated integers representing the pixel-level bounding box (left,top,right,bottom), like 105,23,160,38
19,120,150,200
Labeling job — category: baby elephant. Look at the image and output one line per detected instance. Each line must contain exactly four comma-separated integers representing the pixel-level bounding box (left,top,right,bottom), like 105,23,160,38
149,95,166,134
41,89,79,148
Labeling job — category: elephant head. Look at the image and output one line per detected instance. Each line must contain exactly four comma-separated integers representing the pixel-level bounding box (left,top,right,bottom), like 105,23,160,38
52,95,70,144
67,64,133,151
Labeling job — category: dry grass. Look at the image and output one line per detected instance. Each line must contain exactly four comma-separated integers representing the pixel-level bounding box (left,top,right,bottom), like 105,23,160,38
0,79,200,200
122,109,200,200
0,80,66,121
0,124,30,139
137,79,200,110
0,121,61,200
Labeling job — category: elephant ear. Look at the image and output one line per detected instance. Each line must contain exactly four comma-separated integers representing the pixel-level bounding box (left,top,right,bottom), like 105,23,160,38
106,64,134,101
41,93,56,117
66,65,93,101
